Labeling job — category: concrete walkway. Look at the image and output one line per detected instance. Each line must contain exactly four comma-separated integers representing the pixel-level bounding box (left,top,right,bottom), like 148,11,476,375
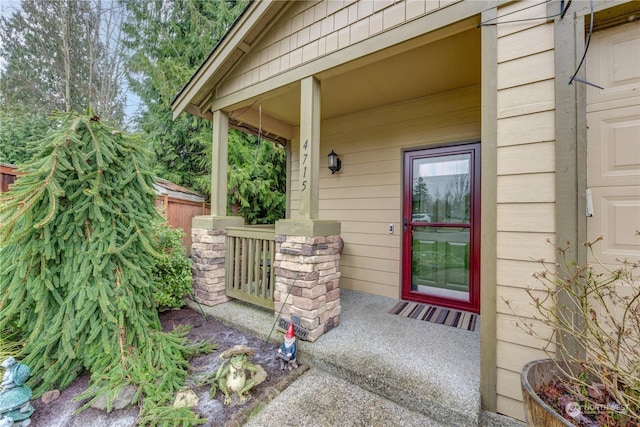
187,289,525,427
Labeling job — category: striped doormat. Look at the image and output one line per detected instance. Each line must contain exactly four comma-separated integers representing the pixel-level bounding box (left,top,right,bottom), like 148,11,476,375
389,301,478,331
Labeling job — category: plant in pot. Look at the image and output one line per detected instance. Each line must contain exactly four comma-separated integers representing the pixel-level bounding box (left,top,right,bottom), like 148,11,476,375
507,236,639,426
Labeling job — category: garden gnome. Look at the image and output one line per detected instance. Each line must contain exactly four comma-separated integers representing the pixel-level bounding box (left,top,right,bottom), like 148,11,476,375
276,323,298,370
0,357,34,427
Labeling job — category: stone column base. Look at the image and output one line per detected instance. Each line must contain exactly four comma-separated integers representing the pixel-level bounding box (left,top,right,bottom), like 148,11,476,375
274,233,342,342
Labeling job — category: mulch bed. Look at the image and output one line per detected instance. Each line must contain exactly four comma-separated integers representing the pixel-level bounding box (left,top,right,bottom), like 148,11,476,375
28,307,305,426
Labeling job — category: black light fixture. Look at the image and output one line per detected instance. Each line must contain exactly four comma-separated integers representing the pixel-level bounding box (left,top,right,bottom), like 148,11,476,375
328,150,341,174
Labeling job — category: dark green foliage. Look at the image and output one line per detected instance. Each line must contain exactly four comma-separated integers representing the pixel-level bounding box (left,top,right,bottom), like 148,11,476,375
227,131,286,224
0,107,52,165
151,218,193,309
122,0,286,225
122,0,249,198
0,112,209,425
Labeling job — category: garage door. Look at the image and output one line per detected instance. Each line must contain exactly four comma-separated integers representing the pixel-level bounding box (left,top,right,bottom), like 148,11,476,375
586,20,640,268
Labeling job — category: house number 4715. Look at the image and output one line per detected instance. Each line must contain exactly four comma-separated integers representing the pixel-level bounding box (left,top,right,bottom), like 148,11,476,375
301,139,308,192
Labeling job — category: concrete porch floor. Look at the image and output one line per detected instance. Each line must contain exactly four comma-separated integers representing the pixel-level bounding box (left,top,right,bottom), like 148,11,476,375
187,289,525,427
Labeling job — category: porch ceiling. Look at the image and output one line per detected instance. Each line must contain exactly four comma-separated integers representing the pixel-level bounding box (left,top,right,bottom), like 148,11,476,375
231,27,480,134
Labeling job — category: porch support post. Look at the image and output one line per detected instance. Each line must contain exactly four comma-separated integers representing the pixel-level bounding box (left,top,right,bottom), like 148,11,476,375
273,75,341,342
298,76,320,219
190,109,244,307
211,109,229,216
480,6,498,413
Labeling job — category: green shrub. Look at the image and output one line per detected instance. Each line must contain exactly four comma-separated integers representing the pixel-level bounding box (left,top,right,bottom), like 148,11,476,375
151,218,193,309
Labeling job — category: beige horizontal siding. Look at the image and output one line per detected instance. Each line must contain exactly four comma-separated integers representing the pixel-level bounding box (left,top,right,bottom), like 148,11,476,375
497,340,549,373
497,110,555,146
218,0,463,97
497,141,555,174
497,395,527,421
495,1,557,419
498,79,554,119
497,23,553,63
496,1,550,38
496,259,549,290
289,84,480,298
496,232,556,261
496,203,555,233
496,314,555,350
497,50,555,90
497,173,555,203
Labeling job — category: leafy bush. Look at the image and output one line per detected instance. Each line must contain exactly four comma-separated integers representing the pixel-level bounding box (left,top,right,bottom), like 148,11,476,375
509,237,640,425
151,218,193,309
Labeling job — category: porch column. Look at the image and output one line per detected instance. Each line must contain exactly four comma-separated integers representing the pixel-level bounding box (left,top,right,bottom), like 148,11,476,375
298,76,320,219
212,109,229,216
274,76,342,342
191,109,243,307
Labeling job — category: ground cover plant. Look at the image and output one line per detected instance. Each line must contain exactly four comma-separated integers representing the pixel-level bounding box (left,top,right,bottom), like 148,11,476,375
0,112,211,425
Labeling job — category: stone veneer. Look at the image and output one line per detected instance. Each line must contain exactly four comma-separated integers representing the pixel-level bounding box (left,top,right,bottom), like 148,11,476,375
191,228,231,306
273,234,342,342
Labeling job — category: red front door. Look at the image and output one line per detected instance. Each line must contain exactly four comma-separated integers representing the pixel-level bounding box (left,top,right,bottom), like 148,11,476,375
402,142,480,313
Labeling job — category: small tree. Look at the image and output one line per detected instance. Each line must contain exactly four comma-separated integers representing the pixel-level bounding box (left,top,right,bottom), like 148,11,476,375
0,112,207,425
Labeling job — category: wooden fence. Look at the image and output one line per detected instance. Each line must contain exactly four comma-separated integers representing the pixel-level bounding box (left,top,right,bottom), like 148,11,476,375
155,195,210,255
0,163,19,193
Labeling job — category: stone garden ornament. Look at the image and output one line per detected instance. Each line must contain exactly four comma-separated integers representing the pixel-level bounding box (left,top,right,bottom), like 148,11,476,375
0,357,34,426
208,345,267,405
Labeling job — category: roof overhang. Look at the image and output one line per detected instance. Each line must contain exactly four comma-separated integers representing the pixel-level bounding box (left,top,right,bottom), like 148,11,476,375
171,1,291,121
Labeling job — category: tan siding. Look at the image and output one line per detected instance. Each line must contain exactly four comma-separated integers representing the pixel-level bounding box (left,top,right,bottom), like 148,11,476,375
498,79,554,119
496,203,555,233
289,85,480,296
496,259,546,290
497,110,555,146
497,395,527,421
497,173,555,203
497,23,553,63
218,0,463,97
497,141,555,175
495,2,556,418
497,50,555,90
496,314,555,350
497,340,549,373
496,232,556,261
496,1,549,38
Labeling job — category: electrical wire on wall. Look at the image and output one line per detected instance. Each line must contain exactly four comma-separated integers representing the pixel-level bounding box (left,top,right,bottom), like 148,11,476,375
568,0,604,89
477,0,563,27
477,0,604,90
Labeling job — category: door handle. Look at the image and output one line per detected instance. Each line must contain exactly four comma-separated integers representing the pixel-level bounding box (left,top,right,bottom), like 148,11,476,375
403,217,408,232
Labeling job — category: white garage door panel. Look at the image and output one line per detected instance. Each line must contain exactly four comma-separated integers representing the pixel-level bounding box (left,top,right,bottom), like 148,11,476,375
587,106,640,187
587,20,640,112
587,187,640,265
587,21,640,266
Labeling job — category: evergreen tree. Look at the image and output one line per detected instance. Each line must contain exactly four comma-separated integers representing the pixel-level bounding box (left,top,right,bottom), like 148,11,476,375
0,0,127,124
227,131,286,224
0,112,207,425
122,0,249,198
0,107,52,165
122,0,286,225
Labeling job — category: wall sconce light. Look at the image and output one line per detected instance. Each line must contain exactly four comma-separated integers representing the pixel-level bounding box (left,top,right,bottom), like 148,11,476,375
328,150,342,174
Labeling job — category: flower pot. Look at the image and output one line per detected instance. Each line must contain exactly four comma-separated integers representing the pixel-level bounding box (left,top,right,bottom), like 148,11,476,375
521,359,575,427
